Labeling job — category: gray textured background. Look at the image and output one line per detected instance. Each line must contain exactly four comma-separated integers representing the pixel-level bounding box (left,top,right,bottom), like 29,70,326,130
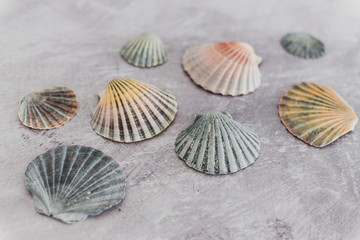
1,0,360,239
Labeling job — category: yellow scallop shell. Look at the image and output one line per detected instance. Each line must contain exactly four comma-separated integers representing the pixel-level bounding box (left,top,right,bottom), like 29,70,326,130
279,82,358,147
91,78,178,142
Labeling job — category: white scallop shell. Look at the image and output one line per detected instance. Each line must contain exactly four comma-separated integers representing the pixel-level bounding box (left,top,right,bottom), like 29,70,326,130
175,112,260,175
182,42,262,96
25,145,126,224
120,32,168,67
91,78,178,142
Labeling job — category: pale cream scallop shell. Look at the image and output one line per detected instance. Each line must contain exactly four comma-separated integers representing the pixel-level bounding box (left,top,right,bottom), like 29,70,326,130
91,78,178,142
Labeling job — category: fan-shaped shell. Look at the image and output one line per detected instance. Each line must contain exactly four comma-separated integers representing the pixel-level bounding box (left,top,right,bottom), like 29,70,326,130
18,86,78,129
280,33,325,59
175,112,260,175
120,33,168,68
91,78,178,142
25,145,126,224
279,82,358,147
182,42,262,96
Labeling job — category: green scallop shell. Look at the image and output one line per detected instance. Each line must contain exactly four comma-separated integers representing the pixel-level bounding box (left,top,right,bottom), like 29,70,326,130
25,145,126,224
120,33,168,67
280,33,325,59
175,112,260,175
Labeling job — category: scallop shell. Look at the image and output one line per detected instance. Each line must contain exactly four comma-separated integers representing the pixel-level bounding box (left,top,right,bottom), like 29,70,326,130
279,82,358,147
280,33,325,59
175,112,260,175
25,145,126,224
182,42,262,96
91,78,178,142
120,33,168,68
18,86,78,129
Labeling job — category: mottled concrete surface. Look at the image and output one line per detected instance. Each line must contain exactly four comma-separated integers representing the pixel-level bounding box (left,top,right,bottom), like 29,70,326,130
0,0,360,239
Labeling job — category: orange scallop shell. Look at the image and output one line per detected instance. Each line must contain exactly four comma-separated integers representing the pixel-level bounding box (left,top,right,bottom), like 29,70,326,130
18,86,78,129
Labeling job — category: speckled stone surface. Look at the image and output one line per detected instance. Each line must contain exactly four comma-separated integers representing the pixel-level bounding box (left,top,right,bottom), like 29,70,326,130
0,0,359,239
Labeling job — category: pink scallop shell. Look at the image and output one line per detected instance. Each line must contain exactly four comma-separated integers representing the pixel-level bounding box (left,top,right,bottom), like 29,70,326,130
182,42,262,96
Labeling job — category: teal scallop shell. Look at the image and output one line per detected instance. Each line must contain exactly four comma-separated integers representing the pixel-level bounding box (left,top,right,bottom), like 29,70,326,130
280,33,325,59
25,145,126,224
120,33,168,67
175,112,260,175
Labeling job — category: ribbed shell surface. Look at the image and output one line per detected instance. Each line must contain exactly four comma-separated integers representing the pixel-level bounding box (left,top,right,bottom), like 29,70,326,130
279,82,358,147
120,33,168,68
25,145,126,224
280,33,325,59
91,78,178,142
18,86,78,129
175,112,260,175
182,42,262,96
